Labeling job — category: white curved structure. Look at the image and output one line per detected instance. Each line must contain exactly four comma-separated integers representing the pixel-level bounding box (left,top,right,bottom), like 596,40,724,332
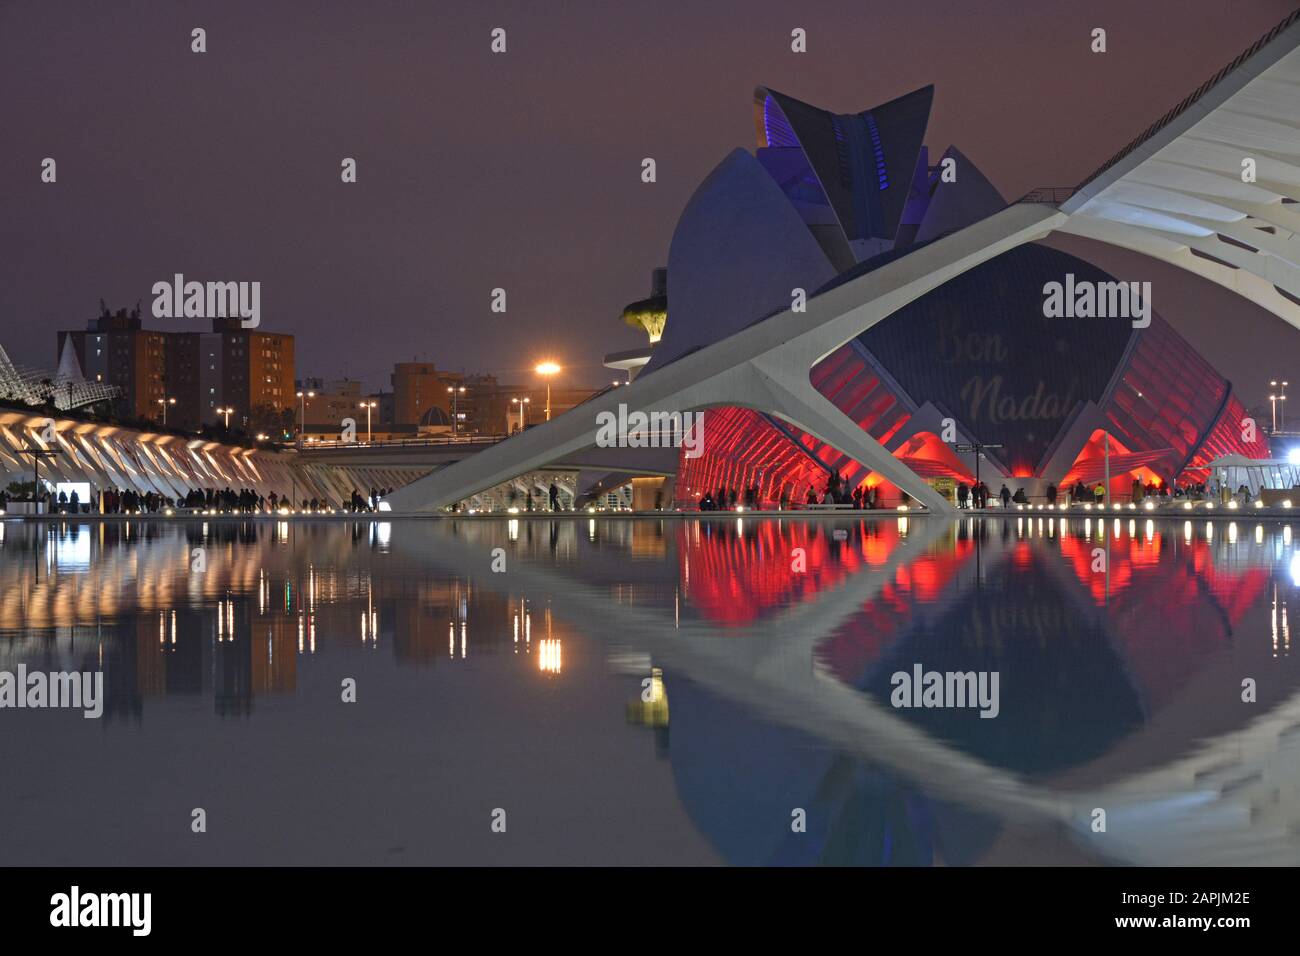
0,409,320,504
388,8,1300,516
1059,8,1300,329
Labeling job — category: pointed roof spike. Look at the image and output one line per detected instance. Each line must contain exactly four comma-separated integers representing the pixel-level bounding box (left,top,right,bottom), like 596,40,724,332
914,145,1008,243
753,85,935,253
55,335,86,383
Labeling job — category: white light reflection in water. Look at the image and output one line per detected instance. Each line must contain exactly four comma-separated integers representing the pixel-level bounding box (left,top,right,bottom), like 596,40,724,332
4,514,1300,867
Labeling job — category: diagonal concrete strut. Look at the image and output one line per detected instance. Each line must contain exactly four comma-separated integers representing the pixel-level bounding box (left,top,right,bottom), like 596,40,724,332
385,203,1065,513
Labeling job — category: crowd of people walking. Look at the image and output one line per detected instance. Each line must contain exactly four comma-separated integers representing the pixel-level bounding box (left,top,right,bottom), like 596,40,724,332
0,484,396,515
0,473,1275,517
697,471,890,511
687,472,1266,513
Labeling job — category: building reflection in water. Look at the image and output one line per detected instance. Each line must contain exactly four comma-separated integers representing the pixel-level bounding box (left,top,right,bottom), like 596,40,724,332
0,518,586,719
424,514,1300,864
4,514,1300,864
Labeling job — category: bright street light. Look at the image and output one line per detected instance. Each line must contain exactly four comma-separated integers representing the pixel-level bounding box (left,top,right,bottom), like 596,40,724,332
156,396,176,426
447,385,467,435
511,396,531,433
296,390,315,438
534,362,561,421
360,400,376,443
1272,379,1290,431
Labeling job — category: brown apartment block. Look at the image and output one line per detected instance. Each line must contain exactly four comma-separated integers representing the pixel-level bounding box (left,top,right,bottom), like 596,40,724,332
465,377,601,435
58,308,294,431
219,319,294,429
391,362,465,426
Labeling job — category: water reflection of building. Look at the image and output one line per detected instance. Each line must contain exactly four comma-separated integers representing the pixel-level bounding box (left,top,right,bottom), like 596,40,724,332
215,600,299,716
89,596,301,719
0,521,320,718
6,512,1300,863
657,517,1300,862
413,514,1300,865
682,518,910,626
664,674,998,865
0,518,582,723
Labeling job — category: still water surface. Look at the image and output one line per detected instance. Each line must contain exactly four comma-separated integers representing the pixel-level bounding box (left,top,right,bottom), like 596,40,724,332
1,515,1298,865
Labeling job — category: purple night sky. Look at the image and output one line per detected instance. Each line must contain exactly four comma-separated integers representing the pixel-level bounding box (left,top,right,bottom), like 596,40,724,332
2,0,1298,400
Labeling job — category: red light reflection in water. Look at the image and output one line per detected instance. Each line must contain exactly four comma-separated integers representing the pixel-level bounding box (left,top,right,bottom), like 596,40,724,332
1055,525,1269,708
815,536,977,680
679,519,928,627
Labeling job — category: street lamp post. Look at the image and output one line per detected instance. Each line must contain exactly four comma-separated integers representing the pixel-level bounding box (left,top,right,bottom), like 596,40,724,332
156,396,176,426
216,405,234,429
296,389,315,439
535,362,560,421
360,400,376,443
447,385,466,435
511,396,530,433
1271,380,1290,432
19,439,60,513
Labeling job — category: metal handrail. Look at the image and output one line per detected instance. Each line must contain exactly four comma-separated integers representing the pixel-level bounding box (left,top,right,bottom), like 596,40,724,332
295,434,508,451
1017,186,1077,205
1074,7,1300,193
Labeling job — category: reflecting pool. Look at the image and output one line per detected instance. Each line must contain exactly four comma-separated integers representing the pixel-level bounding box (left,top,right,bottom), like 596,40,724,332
1,514,1299,865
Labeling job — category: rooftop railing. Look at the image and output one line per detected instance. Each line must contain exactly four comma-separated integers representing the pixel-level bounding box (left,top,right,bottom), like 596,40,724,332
295,434,507,451
1016,186,1077,205
1074,7,1300,193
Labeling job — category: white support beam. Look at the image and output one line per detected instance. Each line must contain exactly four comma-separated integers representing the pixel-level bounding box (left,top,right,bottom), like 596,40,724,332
385,203,1064,514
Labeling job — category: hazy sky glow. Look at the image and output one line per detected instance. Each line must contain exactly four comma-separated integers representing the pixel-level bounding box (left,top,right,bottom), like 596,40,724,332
2,0,1298,397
